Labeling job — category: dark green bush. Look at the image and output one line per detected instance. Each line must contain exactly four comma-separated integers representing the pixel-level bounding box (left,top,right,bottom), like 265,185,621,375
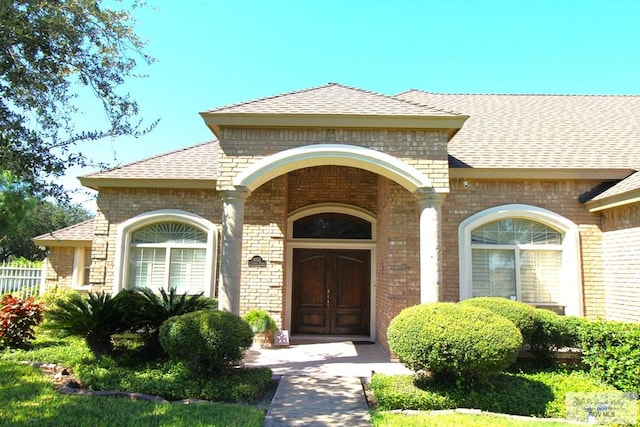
559,315,592,348
528,308,566,364
44,291,138,357
580,319,640,392
387,303,522,383
159,309,253,376
132,287,218,356
460,297,537,343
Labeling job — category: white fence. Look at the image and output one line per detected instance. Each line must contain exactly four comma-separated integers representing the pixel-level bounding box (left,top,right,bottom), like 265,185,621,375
0,262,45,299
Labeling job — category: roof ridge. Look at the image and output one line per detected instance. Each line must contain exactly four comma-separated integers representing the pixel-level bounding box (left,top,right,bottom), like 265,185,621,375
81,140,217,178
337,83,465,117
392,89,466,115
203,83,338,113
205,83,464,116
399,89,640,98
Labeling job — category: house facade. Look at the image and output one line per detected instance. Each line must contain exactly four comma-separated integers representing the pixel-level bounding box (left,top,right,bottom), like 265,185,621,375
34,84,640,354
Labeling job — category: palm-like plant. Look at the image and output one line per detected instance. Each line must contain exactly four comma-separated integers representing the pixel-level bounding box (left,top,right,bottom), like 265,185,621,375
45,291,138,357
133,287,217,354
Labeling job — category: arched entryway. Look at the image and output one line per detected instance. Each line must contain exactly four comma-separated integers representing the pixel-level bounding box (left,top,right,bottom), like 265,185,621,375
286,205,376,338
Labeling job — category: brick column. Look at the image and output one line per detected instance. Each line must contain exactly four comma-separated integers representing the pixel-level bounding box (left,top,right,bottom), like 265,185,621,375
220,186,250,313
415,188,446,304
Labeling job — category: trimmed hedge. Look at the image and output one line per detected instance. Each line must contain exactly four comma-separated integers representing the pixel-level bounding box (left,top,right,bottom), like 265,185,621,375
580,319,640,392
461,297,569,365
528,308,565,363
460,297,537,343
387,303,523,383
159,309,253,375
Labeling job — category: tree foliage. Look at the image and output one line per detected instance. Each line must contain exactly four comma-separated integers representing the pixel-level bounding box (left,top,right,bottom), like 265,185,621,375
0,0,155,195
0,171,92,261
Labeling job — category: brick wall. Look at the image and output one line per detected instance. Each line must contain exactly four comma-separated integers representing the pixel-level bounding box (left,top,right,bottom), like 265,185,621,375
375,177,421,354
216,127,450,191
44,247,74,290
240,176,287,327
441,179,606,317
601,203,640,321
288,166,377,213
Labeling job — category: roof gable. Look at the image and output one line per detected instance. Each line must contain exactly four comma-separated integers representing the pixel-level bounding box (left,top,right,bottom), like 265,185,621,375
203,83,461,117
200,83,468,138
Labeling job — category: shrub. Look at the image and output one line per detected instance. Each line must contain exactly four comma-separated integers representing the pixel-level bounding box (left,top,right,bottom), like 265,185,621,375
528,308,566,364
387,303,523,383
0,294,44,349
580,319,640,392
44,291,138,357
38,286,79,310
159,309,253,376
132,287,217,355
559,315,592,348
371,369,613,417
460,297,537,343
243,308,277,333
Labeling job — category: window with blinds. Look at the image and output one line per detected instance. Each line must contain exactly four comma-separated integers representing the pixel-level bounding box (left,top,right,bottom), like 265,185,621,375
128,222,208,294
471,219,563,304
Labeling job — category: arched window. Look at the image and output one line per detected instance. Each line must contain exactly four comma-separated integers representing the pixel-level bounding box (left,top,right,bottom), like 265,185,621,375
459,205,583,315
128,222,208,294
470,219,562,303
115,210,217,297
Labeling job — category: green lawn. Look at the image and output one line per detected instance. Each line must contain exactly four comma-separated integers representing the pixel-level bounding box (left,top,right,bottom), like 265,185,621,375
0,331,268,426
0,360,264,427
371,411,577,427
368,367,640,427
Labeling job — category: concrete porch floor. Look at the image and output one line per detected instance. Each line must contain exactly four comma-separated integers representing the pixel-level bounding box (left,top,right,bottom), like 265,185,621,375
242,338,411,378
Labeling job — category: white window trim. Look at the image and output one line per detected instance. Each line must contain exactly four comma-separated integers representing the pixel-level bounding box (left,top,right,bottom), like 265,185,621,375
459,204,583,316
71,246,91,289
113,209,218,297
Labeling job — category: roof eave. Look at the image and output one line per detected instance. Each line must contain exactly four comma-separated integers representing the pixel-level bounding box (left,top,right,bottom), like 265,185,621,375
32,238,92,248
450,168,635,181
199,112,468,140
585,188,640,212
79,177,218,191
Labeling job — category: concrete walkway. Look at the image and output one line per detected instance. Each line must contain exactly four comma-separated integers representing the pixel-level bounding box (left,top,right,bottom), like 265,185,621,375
242,340,411,426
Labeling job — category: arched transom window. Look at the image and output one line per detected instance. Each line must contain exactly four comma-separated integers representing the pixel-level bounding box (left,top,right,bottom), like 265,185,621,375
128,222,208,294
471,219,563,304
293,213,372,239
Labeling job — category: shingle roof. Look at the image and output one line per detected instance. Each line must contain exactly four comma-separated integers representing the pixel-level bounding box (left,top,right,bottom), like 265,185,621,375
591,172,640,201
80,140,218,182
203,83,462,117
33,218,95,245
394,90,640,169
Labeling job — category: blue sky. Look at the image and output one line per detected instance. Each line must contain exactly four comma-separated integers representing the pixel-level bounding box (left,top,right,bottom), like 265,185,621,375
63,0,640,206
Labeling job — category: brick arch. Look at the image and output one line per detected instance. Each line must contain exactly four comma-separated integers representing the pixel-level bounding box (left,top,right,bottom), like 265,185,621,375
233,144,433,193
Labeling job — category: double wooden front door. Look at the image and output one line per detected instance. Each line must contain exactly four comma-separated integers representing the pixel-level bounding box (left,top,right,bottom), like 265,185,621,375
292,249,370,335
